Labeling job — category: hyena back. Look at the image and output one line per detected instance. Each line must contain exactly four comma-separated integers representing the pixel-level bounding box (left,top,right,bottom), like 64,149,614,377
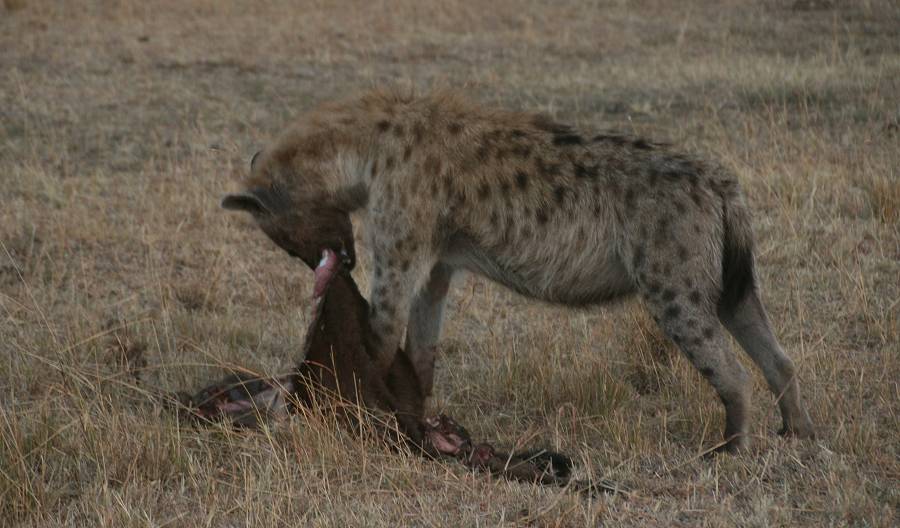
223,89,814,452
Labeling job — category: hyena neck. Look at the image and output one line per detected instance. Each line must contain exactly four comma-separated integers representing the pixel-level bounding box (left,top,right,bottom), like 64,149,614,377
326,149,373,213
300,90,452,212
322,125,399,213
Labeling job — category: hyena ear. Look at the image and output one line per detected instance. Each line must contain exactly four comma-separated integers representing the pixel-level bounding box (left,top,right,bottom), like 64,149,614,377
221,192,270,216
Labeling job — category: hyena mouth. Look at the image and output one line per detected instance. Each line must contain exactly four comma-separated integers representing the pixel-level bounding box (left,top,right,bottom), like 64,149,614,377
313,249,340,299
312,247,353,299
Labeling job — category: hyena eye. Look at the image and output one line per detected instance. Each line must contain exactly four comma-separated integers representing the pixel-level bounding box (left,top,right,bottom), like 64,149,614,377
250,150,263,170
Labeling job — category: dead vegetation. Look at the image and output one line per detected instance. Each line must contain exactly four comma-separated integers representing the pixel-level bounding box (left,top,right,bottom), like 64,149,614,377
1,0,898,526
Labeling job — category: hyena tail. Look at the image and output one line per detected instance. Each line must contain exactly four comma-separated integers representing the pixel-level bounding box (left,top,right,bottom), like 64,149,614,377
715,185,816,439
717,190,757,319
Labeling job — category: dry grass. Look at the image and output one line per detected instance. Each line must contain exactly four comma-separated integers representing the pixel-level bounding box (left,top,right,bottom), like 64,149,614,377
1,0,898,526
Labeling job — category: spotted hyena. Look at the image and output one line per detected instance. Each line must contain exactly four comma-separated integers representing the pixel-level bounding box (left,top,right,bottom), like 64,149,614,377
222,89,814,452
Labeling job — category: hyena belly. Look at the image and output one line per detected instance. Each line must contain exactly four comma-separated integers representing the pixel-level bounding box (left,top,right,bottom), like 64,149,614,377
441,195,636,306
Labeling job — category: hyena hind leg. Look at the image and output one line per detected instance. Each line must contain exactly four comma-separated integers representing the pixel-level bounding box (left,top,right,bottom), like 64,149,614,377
644,293,752,452
404,262,455,397
719,289,815,439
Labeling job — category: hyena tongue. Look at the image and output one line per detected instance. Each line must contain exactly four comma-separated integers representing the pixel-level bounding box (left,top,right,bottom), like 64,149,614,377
313,249,339,299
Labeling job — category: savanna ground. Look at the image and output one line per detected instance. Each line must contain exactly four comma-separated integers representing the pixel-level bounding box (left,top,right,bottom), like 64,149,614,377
1,0,898,526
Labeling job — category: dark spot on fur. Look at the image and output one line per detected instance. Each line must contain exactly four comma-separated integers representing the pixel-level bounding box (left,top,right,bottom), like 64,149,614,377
535,157,562,178
424,155,442,176
663,168,683,181
664,305,681,320
592,134,628,146
689,290,702,304
662,289,677,302
476,144,490,161
403,146,412,162
654,215,673,246
648,281,662,295
442,175,453,196
379,300,395,317
535,207,549,225
633,246,645,268
691,190,704,207
532,114,571,135
510,129,527,138
413,122,425,143
686,173,699,187
632,138,653,150
504,217,515,240
500,180,511,199
625,188,637,211
648,171,659,187
677,245,689,261
512,144,532,159
700,367,715,378
607,177,621,197
553,134,584,146
489,211,499,227
478,183,491,201
574,161,598,179
553,185,566,204
401,260,411,272
683,277,693,289
385,156,395,170
376,120,391,133
515,171,529,190
674,200,686,214
447,122,463,135
703,327,716,340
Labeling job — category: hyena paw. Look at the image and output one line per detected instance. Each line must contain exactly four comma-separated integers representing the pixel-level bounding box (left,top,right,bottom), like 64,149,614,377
778,418,815,440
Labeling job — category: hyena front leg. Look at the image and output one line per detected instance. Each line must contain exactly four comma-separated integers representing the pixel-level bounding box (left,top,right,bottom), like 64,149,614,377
367,228,433,376
405,262,455,397
641,279,752,452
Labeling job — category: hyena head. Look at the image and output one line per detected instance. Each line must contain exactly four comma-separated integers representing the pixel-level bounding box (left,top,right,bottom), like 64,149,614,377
221,148,356,272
